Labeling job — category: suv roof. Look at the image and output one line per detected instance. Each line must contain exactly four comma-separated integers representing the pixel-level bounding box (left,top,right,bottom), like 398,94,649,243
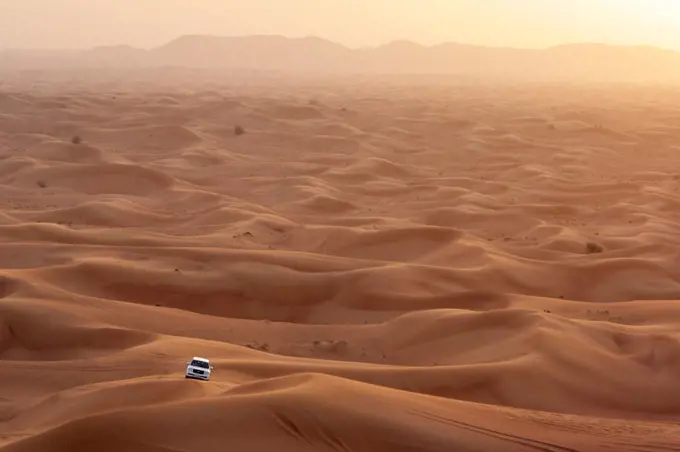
192,357,209,362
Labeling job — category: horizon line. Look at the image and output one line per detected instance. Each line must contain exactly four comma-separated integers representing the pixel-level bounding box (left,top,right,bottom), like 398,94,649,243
2,33,678,54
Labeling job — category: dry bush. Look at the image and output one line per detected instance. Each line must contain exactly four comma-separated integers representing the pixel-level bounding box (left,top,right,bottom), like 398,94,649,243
586,241,604,254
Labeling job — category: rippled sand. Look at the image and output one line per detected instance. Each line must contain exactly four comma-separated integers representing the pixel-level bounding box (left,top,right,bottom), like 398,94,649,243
1,76,680,451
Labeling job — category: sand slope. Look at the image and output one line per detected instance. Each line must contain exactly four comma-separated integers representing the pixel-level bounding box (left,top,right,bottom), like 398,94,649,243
2,77,680,450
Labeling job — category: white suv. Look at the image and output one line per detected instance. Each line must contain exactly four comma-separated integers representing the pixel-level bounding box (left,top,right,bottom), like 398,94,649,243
185,357,214,381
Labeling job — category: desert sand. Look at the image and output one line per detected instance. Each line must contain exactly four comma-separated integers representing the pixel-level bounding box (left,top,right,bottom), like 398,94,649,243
2,71,680,451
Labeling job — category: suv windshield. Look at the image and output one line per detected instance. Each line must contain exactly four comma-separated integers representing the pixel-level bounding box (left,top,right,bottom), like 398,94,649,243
191,360,209,369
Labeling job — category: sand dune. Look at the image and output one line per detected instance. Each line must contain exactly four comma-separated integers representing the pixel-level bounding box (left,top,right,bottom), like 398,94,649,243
2,74,680,451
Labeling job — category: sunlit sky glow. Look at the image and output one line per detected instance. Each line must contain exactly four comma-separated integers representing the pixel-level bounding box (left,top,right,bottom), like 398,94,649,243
1,0,680,50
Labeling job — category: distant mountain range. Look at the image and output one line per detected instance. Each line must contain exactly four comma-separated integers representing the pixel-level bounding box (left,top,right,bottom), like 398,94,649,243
2,35,680,82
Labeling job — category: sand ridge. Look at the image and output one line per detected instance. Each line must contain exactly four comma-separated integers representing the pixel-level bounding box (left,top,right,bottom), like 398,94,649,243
2,76,680,451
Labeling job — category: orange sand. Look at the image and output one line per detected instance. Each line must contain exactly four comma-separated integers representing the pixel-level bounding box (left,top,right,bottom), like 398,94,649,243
1,73,680,451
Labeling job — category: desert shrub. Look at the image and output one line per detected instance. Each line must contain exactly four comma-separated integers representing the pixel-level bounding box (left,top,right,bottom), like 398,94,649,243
71,135,83,144
234,125,245,136
586,241,604,254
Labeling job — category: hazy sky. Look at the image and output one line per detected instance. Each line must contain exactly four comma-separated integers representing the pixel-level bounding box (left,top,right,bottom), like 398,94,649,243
1,0,680,50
